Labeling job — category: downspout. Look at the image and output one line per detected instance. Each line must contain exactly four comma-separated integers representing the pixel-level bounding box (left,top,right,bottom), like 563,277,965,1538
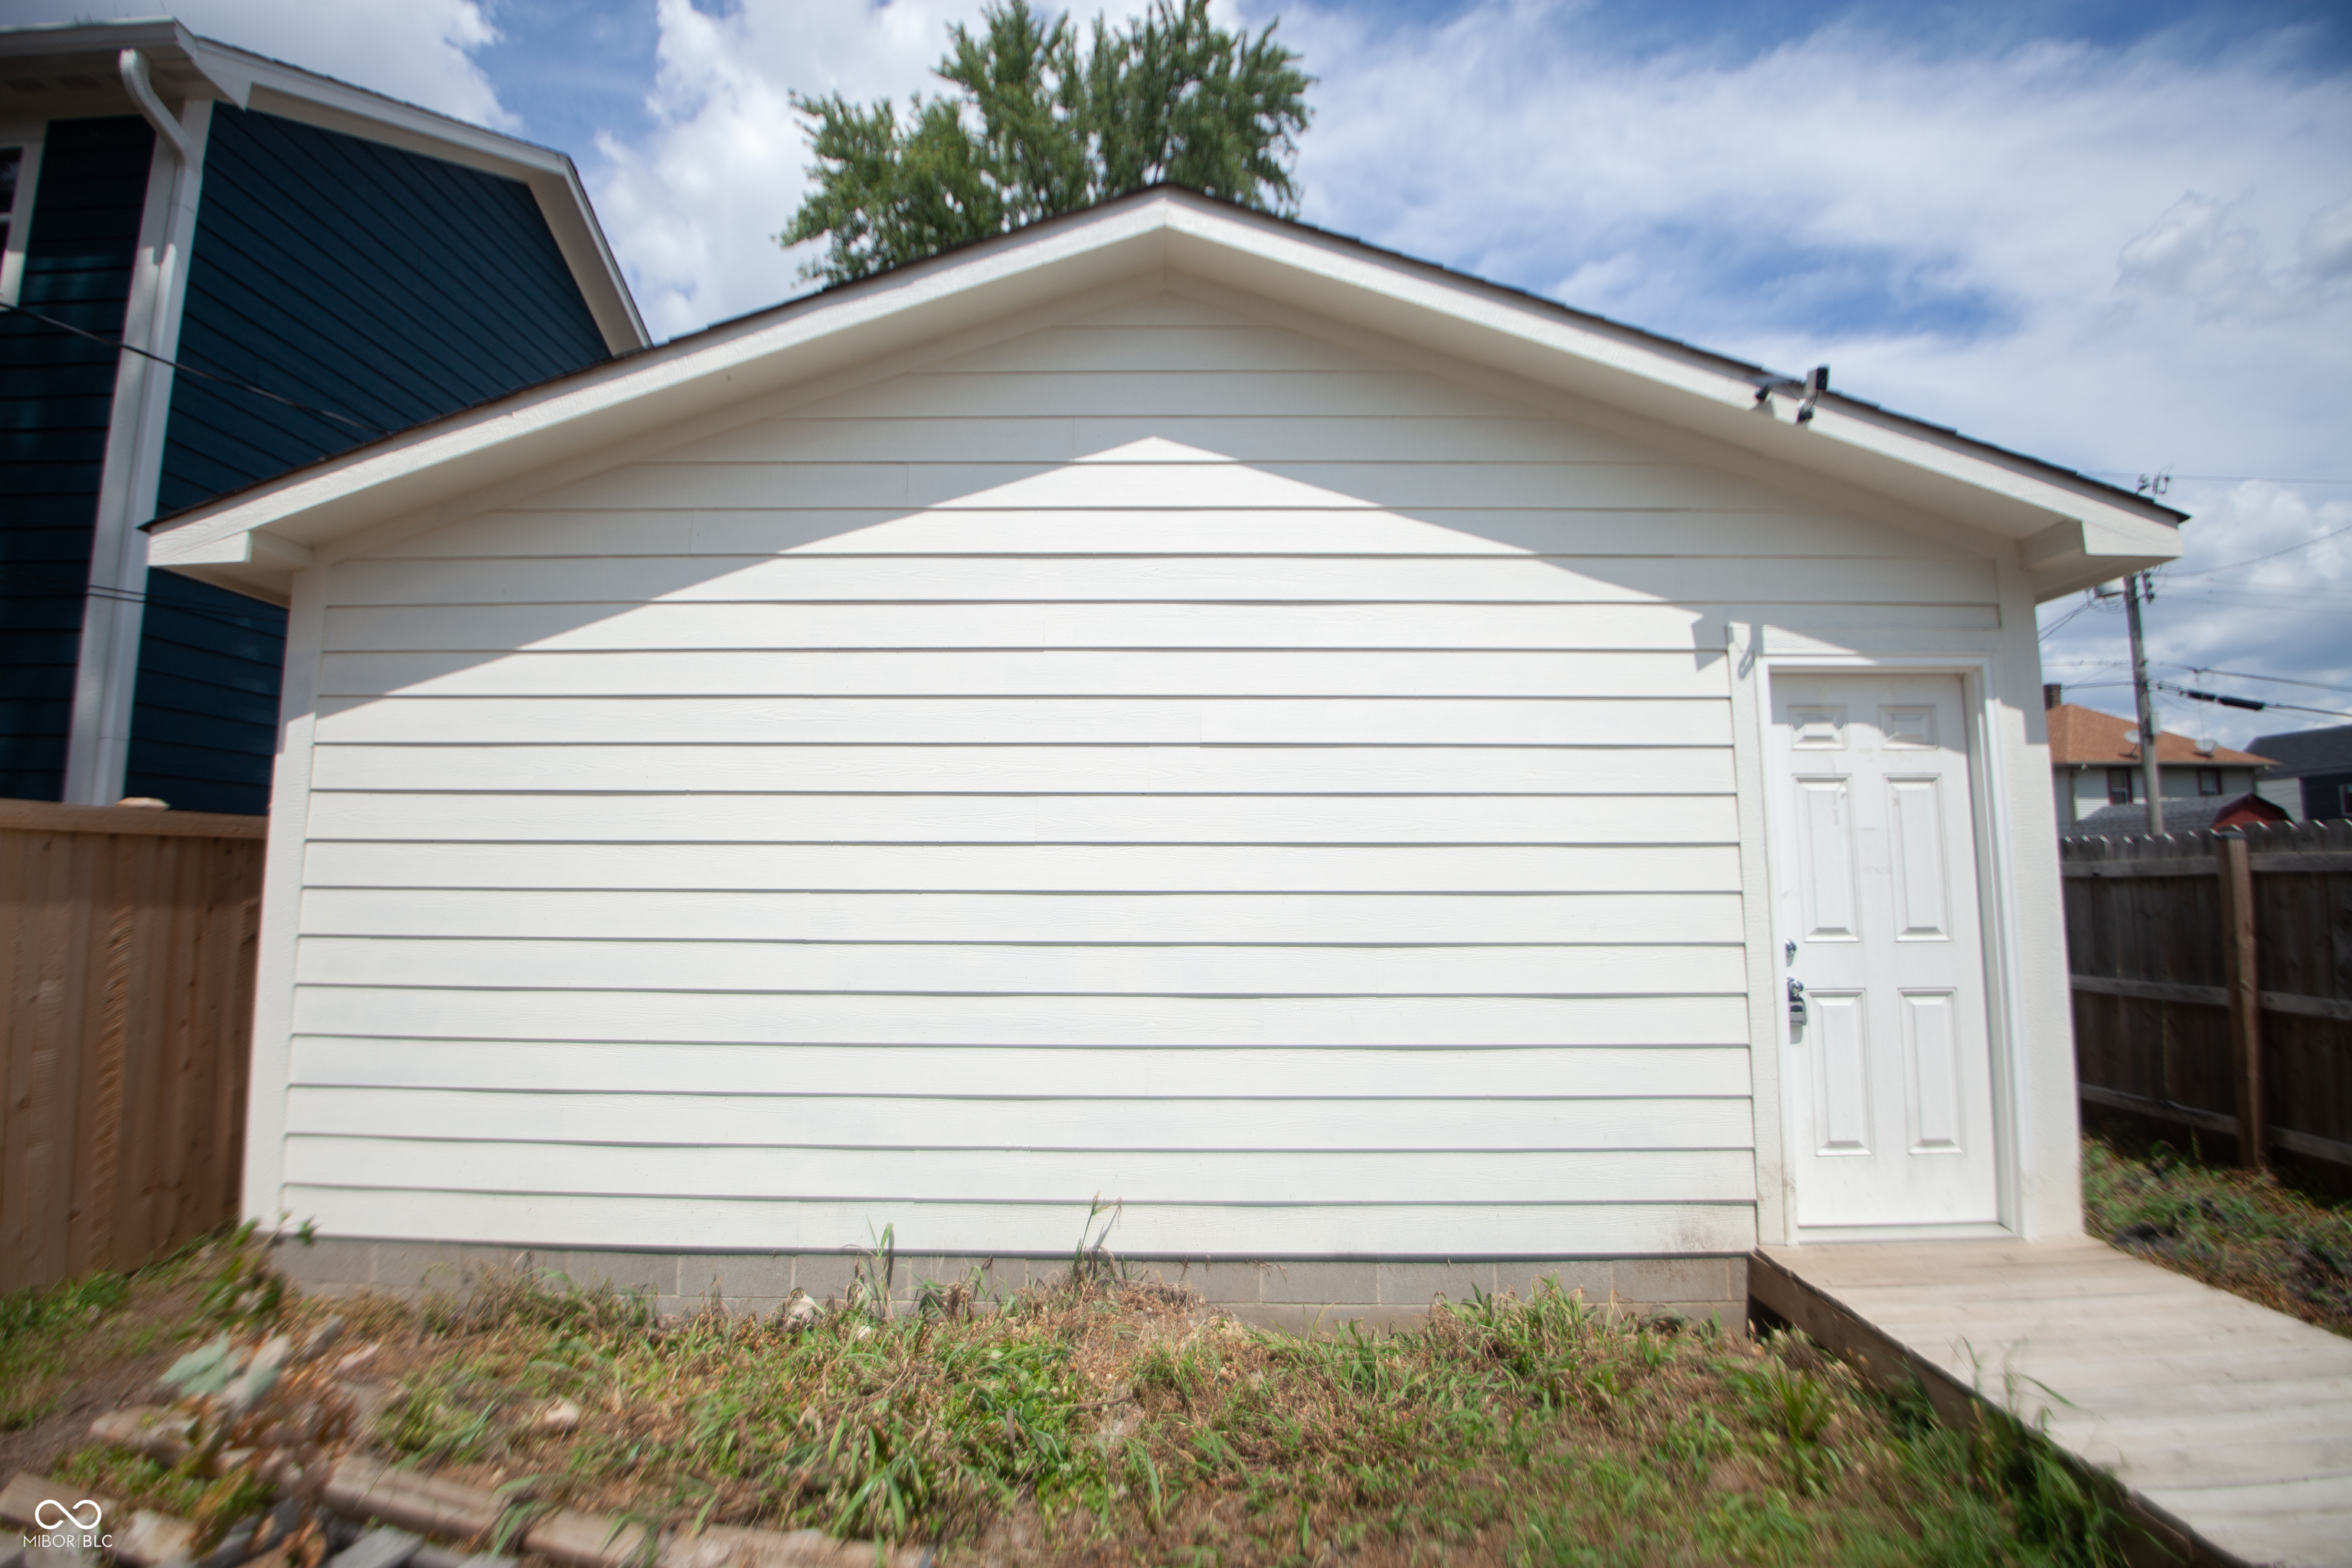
61,53,206,804
119,50,191,159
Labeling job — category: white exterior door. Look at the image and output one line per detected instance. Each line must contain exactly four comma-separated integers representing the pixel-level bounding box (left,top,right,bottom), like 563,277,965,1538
1772,673,2000,1229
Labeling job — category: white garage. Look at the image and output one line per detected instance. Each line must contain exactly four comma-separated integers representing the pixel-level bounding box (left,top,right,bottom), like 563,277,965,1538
151,190,2183,1323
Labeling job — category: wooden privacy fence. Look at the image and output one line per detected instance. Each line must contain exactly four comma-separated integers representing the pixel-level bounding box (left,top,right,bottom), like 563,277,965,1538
2063,818,2352,1173
2,799,265,1293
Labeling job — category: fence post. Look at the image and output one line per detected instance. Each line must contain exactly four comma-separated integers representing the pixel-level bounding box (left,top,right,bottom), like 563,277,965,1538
2213,834,2264,1172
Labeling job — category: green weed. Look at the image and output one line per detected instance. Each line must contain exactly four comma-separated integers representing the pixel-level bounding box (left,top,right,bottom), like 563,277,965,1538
24,1230,2151,1566
0,1266,139,1429
2082,1129,2352,1336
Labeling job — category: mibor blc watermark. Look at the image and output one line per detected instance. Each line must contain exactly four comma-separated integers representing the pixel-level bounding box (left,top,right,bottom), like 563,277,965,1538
22,1497,109,1553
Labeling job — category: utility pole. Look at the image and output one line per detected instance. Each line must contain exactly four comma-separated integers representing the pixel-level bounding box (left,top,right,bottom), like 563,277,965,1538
2124,571,2164,835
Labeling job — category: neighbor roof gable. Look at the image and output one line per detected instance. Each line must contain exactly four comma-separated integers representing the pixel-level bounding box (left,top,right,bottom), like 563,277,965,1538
148,188,2182,604
2246,724,2352,777
0,17,646,355
2047,704,2270,767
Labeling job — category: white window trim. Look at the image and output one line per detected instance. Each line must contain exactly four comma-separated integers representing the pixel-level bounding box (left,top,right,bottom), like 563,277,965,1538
0,122,45,305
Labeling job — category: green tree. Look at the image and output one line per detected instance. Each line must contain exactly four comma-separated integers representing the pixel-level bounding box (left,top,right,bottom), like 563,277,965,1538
780,0,1312,285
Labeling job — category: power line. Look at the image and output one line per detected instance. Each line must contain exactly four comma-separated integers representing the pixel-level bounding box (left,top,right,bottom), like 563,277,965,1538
2163,589,2352,612
0,298,387,437
2171,518,2352,578
2160,681,2352,722
2046,659,2352,697
2038,601,2094,641
2168,665,2352,696
2086,471,2352,486
2,570,286,635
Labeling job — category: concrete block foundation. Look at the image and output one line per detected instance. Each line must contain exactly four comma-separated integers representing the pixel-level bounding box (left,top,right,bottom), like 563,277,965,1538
271,1239,1748,1333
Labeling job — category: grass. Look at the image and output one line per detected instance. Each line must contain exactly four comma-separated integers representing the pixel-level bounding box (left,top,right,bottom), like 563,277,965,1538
2082,1128,2352,1338
8,1233,2141,1565
93,1251,2114,1568
0,1239,312,1553
0,1270,133,1431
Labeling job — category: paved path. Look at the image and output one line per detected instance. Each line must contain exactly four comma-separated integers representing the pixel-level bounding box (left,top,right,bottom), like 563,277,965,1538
1749,1236,2352,1568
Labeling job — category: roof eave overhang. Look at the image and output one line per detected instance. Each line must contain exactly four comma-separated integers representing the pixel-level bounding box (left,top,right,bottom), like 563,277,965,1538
1151,202,2180,602
0,18,648,355
150,190,2181,604
152,204,1175,603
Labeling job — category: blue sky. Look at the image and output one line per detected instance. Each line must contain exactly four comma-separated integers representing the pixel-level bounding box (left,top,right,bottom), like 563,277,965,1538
5,0,2349,746
469,0,2352,178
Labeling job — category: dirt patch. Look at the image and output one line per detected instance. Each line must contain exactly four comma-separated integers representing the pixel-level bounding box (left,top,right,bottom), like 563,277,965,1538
2084,1129,2352,1337
13,1240,2140,1567
0,1269,203,1483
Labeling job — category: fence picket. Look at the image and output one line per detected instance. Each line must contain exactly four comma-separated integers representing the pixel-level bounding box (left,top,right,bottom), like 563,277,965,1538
0,802,266,1292
2064,818,2352,1179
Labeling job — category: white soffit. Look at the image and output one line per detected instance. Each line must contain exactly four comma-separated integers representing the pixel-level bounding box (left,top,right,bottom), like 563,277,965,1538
149,190,2182,603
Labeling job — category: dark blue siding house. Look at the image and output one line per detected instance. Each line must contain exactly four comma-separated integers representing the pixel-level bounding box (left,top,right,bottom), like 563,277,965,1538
1,19,645,812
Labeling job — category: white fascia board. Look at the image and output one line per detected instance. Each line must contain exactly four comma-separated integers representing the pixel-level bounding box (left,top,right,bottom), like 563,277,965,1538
150,191,2181,602
150,203,1173,596
1156,201,2182,596
0,18,211,117
0,18,199,64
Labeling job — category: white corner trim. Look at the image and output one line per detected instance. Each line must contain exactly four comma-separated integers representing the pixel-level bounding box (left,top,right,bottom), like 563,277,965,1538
1724,621,1792,1245
242,564,326,1225
63,103,209,805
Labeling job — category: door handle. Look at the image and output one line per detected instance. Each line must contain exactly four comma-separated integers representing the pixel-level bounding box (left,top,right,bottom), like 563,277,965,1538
1787,978,1808,1030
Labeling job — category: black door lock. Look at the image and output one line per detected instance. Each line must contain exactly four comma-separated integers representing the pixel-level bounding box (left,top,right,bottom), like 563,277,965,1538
1788,978,1808,1029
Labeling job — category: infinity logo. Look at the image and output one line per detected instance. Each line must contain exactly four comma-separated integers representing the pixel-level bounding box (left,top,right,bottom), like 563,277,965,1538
34,1500,103,1531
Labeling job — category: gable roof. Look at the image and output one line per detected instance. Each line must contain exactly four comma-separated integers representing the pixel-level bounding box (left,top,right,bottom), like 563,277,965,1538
145,187,2185,605
2246,723,2352,778
2045,704,2270,767
0,17,646,354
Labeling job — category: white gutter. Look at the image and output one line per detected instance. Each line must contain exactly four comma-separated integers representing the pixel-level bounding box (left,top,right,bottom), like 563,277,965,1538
117,47,190,160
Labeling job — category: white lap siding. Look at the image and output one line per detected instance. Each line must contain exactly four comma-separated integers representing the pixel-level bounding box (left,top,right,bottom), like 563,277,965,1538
279,292,2001,1256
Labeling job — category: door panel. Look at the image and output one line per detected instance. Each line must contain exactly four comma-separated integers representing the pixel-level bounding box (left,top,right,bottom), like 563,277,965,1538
1810,991,1872,1155
1887,778,1951,939
1795,779,1860,942
1772,673,1998,1228
1900,989,1962,1152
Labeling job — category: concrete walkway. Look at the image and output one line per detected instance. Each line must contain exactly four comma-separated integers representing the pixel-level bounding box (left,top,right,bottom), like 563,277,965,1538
1749,1236,2352,1568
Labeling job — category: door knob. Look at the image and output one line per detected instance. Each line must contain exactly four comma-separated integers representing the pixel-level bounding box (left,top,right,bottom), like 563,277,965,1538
1787,978,1808,1029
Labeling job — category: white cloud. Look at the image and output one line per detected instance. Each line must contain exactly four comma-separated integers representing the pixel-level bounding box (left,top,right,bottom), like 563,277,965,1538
591,0,1181,340
0,0,513,127
1270,6,2352,465
9,0,2345,743
1221,1,2350,752
575,1,2352,752
2039,479,2352,750
2117,192,2352,320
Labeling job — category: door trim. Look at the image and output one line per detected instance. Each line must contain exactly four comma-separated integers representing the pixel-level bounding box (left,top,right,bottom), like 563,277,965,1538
1736,639,2027,1245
